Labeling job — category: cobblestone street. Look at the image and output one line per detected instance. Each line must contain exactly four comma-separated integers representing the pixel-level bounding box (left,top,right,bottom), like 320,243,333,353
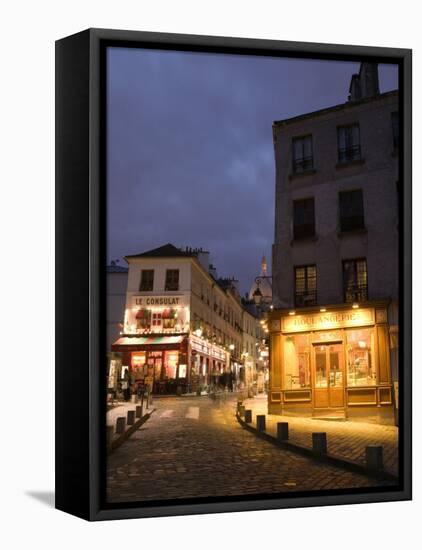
107,395,393,503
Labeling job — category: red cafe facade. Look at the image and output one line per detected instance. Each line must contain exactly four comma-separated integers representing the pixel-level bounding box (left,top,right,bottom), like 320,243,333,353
111,292,230,395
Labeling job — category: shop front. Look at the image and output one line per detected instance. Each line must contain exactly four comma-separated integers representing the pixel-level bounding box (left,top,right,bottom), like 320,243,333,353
268,303,395,424
189,334,229,391
111,335,189,395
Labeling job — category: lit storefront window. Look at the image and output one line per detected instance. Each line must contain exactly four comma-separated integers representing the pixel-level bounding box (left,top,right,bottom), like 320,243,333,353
164,351,178,379
346,328,375,386
284,333,311,389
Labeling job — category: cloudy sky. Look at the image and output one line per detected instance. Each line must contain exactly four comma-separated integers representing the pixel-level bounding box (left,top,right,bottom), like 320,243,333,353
107,47,398,295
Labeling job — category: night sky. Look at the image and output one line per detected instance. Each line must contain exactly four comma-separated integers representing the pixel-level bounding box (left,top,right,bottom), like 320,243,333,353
106,47,398,295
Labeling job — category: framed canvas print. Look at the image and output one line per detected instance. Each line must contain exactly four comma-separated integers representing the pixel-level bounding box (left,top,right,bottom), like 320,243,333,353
55,28,412,521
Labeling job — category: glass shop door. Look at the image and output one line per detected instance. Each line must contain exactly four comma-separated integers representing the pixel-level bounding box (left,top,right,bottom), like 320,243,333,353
313,343,345,409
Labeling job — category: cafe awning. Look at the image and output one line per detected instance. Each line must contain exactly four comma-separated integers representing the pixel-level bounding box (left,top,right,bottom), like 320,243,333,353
111,335,185,351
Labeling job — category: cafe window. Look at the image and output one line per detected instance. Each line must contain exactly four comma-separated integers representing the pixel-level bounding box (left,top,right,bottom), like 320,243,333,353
283,333,311,390
292,135,313,173
339,189,365,232
294,265,317,306
337,124,361,162
343,258,368,302
346,328,376,386
152,312,162,327
293,198,315,240
165,269,179,291
162,308,177,329
136,308,151,330
139,269,154,291
164,351,179,379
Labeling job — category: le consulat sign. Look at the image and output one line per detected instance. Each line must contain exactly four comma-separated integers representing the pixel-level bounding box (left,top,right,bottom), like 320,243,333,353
133,295,183,306
282,308,375,333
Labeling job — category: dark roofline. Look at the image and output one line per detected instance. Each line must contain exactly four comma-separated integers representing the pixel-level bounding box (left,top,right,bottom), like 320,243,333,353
125,243,194,260
273,89,398,128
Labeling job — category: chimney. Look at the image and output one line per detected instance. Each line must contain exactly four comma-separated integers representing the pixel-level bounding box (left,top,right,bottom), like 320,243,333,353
196,250,210,272
209,264,218,280
348,63,379,102
360,63,380,98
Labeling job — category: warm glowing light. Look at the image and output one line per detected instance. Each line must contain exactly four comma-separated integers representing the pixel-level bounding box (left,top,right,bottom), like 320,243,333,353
229,344,235,350
320,308,326,312
352,303,359,309
358,340,366,348
260,320,265,325
270,305,274,310
289,311,295,316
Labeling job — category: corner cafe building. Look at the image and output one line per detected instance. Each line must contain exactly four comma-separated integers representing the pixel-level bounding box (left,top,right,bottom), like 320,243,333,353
111,293,229,394
267,302,396,424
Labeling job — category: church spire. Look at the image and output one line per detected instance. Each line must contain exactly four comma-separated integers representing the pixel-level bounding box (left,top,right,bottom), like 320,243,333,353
261,255,267,276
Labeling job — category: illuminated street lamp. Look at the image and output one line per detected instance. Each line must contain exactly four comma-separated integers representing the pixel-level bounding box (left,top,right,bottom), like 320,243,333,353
252,275,273,308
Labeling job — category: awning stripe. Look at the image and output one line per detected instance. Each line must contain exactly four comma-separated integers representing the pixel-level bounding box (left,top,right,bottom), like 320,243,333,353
112,335,184,347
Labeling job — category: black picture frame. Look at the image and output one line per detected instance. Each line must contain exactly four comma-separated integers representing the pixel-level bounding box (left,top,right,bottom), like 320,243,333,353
55,28,412,521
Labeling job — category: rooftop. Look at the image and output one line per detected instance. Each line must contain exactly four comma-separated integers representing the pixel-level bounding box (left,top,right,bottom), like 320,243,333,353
273,89,398,129
125,243,212,260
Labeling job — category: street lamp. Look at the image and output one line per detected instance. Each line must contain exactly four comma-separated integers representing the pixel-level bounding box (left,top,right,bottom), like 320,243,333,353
252,275,273,307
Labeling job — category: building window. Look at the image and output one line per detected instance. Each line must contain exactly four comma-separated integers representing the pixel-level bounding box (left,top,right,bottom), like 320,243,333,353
339,189,365,232
152,312,162,327
391,111,399,149
284,333,311,389
346,328,376,386
342,258,368,303
293,198,315,240
162,309,177,329
292,135,313,174
294,265,317,306
165,269,179,291
337,124,361,162
139,269,154,291
136,309,151,330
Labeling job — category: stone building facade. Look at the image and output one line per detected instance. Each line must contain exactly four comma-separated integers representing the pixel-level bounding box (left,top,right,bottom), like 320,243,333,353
110,243,261,395
269,64,399,424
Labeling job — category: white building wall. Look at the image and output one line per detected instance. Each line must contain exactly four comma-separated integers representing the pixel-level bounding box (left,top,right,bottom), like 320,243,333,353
107,271,128,351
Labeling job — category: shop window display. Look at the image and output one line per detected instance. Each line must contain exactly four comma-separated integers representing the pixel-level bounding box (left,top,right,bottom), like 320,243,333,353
346,328,376,386
284,333,311,389
164,351,179,379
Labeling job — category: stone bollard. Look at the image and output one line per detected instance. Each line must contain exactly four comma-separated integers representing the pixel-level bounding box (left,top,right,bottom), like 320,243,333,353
115,416,126,435
106,425,114,449
127,410,136,426
238,405,245,417
277,422,289,441
244,409,252,423
256,415,266,432
312,432,327,456
135,405,143,419
365,446,384,474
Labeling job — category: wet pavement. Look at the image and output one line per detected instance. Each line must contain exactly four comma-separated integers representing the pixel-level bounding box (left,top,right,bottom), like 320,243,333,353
107,394,392,503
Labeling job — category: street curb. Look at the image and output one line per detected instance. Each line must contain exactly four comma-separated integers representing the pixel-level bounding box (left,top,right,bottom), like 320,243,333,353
108,408,156,454
236,412,398,484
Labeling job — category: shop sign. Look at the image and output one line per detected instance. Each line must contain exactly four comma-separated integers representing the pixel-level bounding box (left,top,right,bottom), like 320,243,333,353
282,307,374,333
133,295,183,306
